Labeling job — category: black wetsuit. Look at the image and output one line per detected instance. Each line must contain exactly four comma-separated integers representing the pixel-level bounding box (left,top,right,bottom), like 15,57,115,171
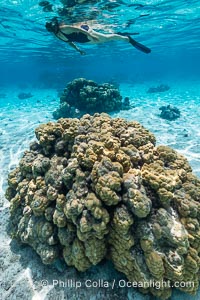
60,31,90,43
59,25,90,43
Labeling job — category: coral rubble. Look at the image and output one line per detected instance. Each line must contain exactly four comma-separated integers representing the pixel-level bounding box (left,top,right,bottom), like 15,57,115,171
159,105,181,121
0,93,6,98
121,96,132,110
147,84,170,93
53,78,123,119
6,113,200,299
18,92,33,99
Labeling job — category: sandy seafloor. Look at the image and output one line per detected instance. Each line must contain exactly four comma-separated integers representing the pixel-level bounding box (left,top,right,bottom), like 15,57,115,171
0,80,200,300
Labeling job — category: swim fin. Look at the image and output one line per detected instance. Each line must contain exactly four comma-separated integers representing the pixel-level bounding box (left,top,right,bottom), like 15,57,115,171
128,36,151,54
117,31,139,36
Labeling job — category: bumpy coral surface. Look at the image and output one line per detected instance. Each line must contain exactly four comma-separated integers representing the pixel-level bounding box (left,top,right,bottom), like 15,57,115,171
159,104,181,121
6,113,200,299
53,78,123,119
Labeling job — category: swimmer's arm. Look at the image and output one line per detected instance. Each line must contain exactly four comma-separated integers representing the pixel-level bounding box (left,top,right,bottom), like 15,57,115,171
68,42,86,55
59,25,88,34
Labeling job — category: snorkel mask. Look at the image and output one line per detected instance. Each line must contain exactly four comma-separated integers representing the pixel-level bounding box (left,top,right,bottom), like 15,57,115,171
45,17,59,34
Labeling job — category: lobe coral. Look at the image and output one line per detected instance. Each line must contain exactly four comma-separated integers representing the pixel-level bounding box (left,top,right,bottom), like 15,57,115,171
6,113,200,299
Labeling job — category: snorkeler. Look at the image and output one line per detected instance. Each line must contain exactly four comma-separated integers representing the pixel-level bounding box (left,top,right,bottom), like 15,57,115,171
45,18,151,55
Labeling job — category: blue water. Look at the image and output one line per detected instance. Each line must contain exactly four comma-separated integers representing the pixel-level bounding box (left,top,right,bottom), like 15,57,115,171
0,1,200,300
1,0,200,86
